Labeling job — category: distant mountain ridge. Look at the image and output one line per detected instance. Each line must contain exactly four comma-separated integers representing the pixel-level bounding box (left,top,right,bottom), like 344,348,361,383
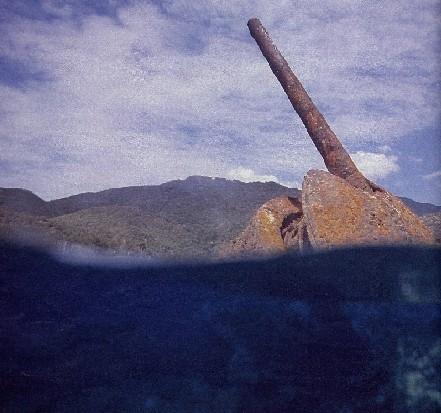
395,197,441,216
1,176,440,257
0,187,52,216
1,176,300,256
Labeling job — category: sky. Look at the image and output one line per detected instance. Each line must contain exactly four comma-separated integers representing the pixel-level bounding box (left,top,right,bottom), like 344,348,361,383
0,0,440,204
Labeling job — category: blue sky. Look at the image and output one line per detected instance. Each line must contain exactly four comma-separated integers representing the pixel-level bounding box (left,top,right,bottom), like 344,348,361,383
0,0,440,204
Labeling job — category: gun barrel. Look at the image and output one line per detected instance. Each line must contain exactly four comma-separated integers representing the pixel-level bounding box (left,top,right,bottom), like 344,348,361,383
247,18,374,192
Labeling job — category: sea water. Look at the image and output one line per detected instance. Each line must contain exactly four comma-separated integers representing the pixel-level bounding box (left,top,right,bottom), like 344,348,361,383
0,241,439,412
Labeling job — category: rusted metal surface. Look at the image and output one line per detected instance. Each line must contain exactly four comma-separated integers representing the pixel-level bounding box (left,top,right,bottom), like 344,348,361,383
221,196,303,256
302,170,435,247
247,18,378,192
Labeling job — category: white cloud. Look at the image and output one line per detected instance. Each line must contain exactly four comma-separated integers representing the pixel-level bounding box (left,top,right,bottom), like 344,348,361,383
351,151,400,180
408,156,423,163
227,167,297,188
40,0,73,18
227,167,279,183
378,145,392,153
0,0,439,199
423,170,441,181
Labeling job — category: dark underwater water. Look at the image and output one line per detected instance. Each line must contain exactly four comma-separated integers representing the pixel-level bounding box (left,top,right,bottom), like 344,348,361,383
0,242,440,412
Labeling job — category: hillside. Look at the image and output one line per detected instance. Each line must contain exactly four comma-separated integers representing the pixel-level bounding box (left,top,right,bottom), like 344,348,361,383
0,176,300,257
398,197,441,216
0,176,439,257
0,188,52,216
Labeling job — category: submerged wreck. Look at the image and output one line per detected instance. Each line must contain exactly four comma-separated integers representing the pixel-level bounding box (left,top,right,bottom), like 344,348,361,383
226,18,435,256
1,18,440,413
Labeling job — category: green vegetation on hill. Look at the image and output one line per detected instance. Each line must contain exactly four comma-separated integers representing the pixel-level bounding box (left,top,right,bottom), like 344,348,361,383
0,188,51,215
0,176,439,257
1,177,300,257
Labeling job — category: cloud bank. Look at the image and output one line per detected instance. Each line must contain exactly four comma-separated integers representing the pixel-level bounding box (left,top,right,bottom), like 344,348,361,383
423,170,441,181
227,167,297,188
0,0,439,202
351,151,400,180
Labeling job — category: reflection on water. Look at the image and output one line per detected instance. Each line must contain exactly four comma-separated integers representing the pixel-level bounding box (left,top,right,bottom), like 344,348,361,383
0,241,440,412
